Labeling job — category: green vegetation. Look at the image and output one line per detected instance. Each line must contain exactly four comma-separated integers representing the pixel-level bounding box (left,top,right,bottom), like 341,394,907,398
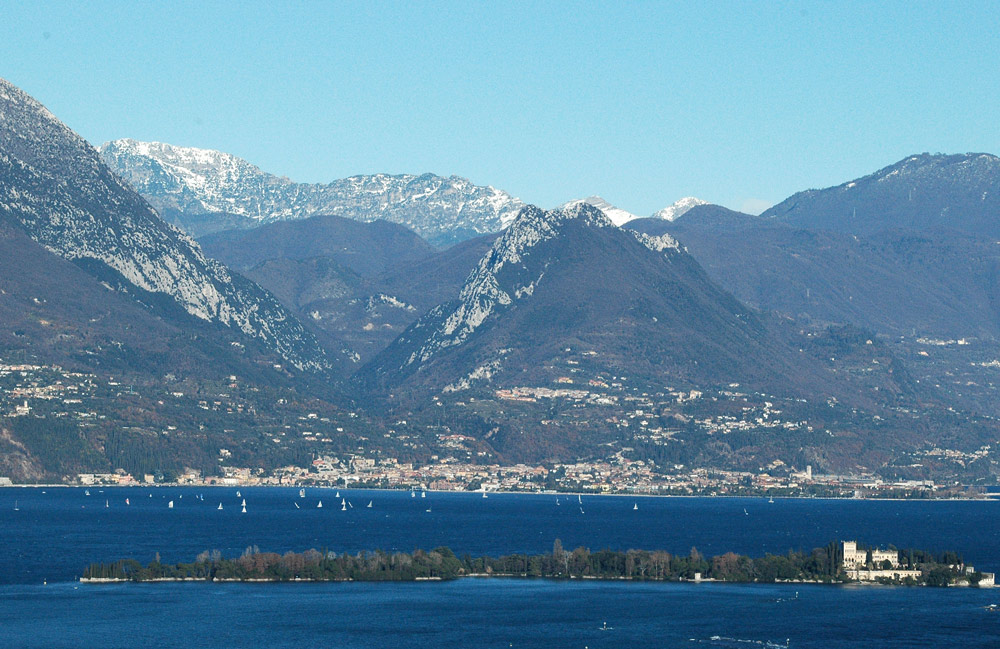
81,540,974,586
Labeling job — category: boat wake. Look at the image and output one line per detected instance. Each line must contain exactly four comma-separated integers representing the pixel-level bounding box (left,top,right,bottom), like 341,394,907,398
690,636,790,648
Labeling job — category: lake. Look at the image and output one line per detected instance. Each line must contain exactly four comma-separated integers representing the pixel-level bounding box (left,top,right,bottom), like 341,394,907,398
2,487,998,647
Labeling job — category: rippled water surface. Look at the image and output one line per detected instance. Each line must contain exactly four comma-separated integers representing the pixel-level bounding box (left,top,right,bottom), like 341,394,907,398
2,488,998,647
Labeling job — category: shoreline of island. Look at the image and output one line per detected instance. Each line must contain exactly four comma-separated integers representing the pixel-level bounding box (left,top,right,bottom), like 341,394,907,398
79,541,996,588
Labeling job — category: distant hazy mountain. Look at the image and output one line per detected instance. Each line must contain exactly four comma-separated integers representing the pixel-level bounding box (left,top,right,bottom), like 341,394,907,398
358,203,836,403
99,139,525,246
763,153,1000,237
0,78,330,373
630,204,1000,338
198,213,436,278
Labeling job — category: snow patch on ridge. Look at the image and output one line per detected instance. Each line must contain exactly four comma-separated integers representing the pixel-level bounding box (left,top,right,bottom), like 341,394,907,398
559,195,639,226
652,197,709,221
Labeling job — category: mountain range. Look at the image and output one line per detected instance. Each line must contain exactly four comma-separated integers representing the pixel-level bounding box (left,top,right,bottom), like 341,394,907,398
99,139,526,246
100,139,709,241
2,77,999,482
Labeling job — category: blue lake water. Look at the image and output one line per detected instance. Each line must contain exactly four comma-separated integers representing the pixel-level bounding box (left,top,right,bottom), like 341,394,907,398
2,487,999,647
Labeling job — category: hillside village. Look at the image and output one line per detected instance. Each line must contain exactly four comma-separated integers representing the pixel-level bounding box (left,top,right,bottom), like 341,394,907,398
1,355,996,496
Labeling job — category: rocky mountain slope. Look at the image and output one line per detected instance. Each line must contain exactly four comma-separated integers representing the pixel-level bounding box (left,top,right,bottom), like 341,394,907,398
0,78,330,374
357,203,841,404
99,139,525,246
763,153,1000,237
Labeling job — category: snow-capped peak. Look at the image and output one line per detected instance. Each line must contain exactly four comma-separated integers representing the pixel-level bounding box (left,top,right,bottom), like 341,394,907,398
652,196,709,221
558,195,640,226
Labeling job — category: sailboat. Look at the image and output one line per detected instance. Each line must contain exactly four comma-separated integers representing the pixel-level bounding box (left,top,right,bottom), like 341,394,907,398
482,491,488,498
410,491,415,498
13,500,18,511
421,491,426,498
768,496,775,504
556,498,560,505
340,501,347,511
218,503,223,510
241,498,246,507
125,498,130,506
236,491,241,497
335,491,340,498
299,489,305,498
340,498,346,506
317,500,323,508
366,501,373,508
85,489,90,496
168,500,174,508
633,503,638,510
577,494,582,504
241,503,247,514
105,500,109,508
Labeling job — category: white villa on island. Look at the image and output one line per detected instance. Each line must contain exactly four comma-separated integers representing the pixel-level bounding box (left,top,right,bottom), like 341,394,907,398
842,541,898,570
841,540,995,586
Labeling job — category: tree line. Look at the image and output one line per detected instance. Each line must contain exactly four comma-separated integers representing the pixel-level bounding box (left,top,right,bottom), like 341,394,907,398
81,540,975,586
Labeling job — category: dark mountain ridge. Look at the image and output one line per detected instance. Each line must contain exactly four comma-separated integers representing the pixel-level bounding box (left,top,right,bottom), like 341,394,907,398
198,212,436,277
641,202,1000,339
763,152,1000,237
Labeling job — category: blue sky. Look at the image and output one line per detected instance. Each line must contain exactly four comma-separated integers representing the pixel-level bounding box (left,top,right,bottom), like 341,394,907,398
3,1,998,215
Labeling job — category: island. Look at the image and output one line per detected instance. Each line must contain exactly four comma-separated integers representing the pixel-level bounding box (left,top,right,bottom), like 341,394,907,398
81,540,994,587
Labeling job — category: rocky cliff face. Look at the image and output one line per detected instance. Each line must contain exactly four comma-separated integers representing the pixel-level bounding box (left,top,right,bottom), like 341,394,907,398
0,78,330,373
100,139,525,246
